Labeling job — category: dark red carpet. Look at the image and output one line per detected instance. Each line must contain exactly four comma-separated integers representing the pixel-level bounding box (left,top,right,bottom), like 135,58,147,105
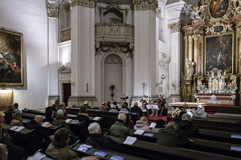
149,115,168,125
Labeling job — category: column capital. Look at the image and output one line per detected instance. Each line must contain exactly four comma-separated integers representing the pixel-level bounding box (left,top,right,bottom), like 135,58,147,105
168,22,181,33
69,0,97,8
193,34,200,40
47,5,59,18
132,0,158,12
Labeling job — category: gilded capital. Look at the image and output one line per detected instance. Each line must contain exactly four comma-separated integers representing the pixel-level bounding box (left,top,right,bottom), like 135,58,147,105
69,0,97,8
168,22,181,33
47,5,59,18
132,0,158,12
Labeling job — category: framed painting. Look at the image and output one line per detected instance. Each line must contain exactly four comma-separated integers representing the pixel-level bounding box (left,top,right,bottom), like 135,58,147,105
205,33,233,74
209,0,229,18
0,29,23,86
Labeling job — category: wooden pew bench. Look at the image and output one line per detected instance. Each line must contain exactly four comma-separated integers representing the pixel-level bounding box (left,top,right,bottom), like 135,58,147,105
108,136,239,160
72,143,147,160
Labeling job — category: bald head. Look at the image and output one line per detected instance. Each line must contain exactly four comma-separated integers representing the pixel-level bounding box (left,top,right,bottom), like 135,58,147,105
118,113,126,123
35,115,43,124
88,122,101,134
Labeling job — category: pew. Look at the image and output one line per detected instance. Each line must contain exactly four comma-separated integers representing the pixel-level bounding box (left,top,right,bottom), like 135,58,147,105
108,136,240,160
167,116,241,132
22,109,45,115
72,143,147,160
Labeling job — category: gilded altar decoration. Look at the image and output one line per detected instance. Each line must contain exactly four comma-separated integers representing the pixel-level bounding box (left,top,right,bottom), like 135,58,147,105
0,28,23,86
210,0,229,18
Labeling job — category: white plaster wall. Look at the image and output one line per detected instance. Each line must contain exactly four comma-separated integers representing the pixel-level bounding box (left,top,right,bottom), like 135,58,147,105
0,0,48,109
59,41,71,67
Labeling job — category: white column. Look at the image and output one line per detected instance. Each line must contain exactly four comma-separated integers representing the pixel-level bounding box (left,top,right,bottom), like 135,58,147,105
69,0,97,106
47,6,59,105
132,0,158,100
166,1,185,102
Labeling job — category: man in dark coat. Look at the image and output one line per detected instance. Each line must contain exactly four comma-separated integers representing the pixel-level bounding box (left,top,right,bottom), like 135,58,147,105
131,102,142,116
177,113,198,147
86,122,120,151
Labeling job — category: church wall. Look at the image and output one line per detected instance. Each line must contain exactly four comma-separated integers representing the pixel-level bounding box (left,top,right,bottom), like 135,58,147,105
0,0,48,109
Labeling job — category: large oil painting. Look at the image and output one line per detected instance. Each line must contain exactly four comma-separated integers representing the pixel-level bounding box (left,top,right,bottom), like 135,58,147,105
205,34,233,74
0,29,23,86
210,0,229,18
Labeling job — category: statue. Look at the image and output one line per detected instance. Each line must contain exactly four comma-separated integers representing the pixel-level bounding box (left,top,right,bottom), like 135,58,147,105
120,96,129,104
185,58,194,81
229,75,237,87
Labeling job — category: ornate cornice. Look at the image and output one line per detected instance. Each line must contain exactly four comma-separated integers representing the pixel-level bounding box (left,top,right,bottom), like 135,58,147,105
132,0,158,12
168,22,181,33
69,0,97,8
47,5,58,18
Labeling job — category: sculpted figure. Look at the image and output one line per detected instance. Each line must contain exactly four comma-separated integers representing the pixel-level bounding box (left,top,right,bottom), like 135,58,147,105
186,58,194,80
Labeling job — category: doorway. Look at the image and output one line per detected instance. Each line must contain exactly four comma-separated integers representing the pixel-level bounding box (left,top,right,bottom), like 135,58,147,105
63,83,71,106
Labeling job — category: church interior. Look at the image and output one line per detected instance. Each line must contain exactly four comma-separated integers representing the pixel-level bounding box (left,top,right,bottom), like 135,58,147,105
1,0,241,159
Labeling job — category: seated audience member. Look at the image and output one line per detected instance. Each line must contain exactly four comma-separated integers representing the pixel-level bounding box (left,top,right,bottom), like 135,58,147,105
46,128,79,160
10,113,23,126
59,107,69,120
83,101,91,109
0,114,25,160
156,121,178,147
106,101,111,110
176,107,186,118
109,113,132,138
85,123,120,151
44,106,54,124
134,119,149,131
119,104,129,114
193,105,208,118
52,110,70,130
13,103,21,113
4,105,15,124
177,113,198,147
151,119,165,133
77,106,90,129
131,102,142,116
26,115,51,153
0,143,8,160
100,102,108,112
52,104,59,118
109,102,119,113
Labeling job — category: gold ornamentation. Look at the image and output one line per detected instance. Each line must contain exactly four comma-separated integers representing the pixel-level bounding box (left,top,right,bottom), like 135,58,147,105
132,0,158,12
69,0,96,8
229,75,237,87
185,58,195,81
47,5,59,18
205,22,233,35
168,22,181,33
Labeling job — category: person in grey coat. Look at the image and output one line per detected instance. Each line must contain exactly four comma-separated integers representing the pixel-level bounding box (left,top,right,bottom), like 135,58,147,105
193,105,208,118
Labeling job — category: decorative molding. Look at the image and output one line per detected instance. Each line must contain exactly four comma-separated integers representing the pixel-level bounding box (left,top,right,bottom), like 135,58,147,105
47,5,59,18
60,28,71,42
95,24,134,37
132,0,158,12
69,0,96,8
168,22,181,33
205,22,233,35
104,54,123,64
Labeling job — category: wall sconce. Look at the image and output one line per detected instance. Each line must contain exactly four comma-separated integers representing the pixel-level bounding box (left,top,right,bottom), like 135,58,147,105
68,79,75,86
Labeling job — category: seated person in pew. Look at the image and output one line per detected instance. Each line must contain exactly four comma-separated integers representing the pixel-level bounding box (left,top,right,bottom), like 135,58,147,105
10,113,23,126
119,103,129,114
177,113,198,147
44,106,54,124
52,104,59,118
4,105,15,124
99,102,108,112
131,102,142,116
26,115,52,154
59,106,69,120
46,128,79,160
85,122,120,151
112,101,120,111
156,121,178,147
0,143,8,160
109,104,119,113
83,101,91,110
77,106,90,129
0,114,25,160
106,101,111,110
193,105,208,118
109,113,133,138
134,116,149,131
13,103,21,113
150,119,165,133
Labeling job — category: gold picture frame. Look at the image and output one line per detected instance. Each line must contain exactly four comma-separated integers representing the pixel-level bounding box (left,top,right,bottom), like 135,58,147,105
0,28,23,86
204,32,234,74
